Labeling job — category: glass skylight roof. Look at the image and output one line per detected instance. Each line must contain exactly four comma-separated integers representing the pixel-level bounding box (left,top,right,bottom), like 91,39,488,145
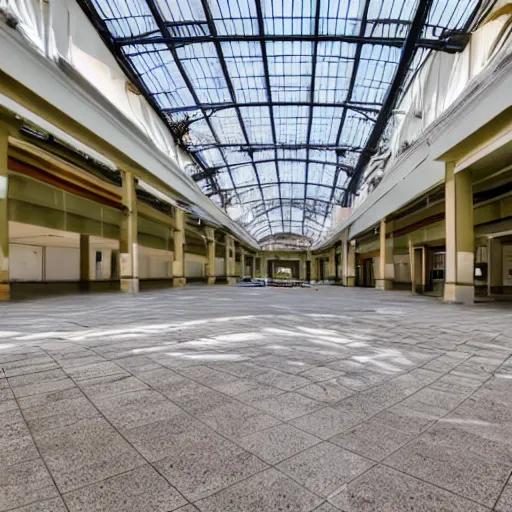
80,0,484,246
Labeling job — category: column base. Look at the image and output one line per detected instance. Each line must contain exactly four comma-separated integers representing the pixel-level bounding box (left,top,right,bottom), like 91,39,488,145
375,279,393,291
120,278,139,293
444,283,474,304
0,283,10,301
207,276,216,285
173,277,186,287
226,277,237,285
345,277,356,287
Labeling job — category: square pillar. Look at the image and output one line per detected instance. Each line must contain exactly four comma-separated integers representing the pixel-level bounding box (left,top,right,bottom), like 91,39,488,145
0,129,9,300
173,208,186,287
299,254,306,281
488,238,502,295
205,227,216,285
239,249,246,279
252,255,257,277
260,255,267,278
343,238,356,287
79,234,90,291
225,234,236,284
376,220,394,290
328,246,336,281
310,256,318,282
119,171,139,293
444,163,474,304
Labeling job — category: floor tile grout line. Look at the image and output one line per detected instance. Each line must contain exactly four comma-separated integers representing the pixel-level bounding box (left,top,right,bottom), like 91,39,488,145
36,346,192,511
1,366,72,512
316,351,478,442
76,343,381,506
493,469,512,510
378,464,494,511
371,360,512,509
320,356,509,507
59,337,467,509
51,344,284,503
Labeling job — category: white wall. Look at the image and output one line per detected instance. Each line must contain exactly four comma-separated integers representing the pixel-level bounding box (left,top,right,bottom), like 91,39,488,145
185,253,206,278
502,244,512,286
10,244,43,281
46,247,79,281
215,257,225,276
88,248,113,280
394,254,411,283
138,247,172,279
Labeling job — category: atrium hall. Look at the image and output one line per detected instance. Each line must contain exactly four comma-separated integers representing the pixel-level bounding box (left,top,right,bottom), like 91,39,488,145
1,1,512,511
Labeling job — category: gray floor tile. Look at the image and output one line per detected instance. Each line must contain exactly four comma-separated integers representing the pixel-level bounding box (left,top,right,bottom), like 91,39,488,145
78,374,149,399
236,383,285,403
385,430,511,507
176,365,239,388
34,417,143,493
312,504,341,512
63,465,186,512
398,387,467,418
373,405,436,434
329,465,488,511
123,414,211,462
299,366,344,383
297,380,354,404
114,355,163,375
495,479,512,512
65,361,128,381
212,377,262,396
10,497,69,511
195,468,322,512
19,388,99,434
290,406,365,439
253,392,323,421
154,434,267,501
0,409,39,467
1,285,512,511
0,459,58,511
197,401,281,439
277,442,373,498
253,368,311,391
238,424,319,464
330,419,415,461
92,389,182,431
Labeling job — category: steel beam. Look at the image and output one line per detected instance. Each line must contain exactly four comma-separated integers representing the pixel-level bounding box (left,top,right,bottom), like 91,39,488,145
343,0,435,204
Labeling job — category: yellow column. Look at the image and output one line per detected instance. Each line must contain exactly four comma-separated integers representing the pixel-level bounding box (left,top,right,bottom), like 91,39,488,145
310,256,318,282
173,208,186,286
239,248,246,279
346,241,356,287
260,254,267,278
119,170,139,293
444,163,474,303
488,238,502,296
205,227,216,285
252,255,257,277
0,128,9,300
225,234,236,284
409,240,416,294
376,220,394,290
299,253,306,281
328,246,336,281
79,234,90,291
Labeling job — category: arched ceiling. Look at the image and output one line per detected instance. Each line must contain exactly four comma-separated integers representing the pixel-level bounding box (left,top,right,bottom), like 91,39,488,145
79,0,487,246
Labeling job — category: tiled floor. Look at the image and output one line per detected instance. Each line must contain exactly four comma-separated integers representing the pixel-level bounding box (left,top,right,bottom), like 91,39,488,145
1,285,512,511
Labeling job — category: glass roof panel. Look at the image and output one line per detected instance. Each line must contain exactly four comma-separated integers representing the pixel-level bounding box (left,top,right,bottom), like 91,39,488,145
81,0,486,247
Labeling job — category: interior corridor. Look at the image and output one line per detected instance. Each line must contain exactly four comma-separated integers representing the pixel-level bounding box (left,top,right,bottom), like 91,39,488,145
1,286,511,512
